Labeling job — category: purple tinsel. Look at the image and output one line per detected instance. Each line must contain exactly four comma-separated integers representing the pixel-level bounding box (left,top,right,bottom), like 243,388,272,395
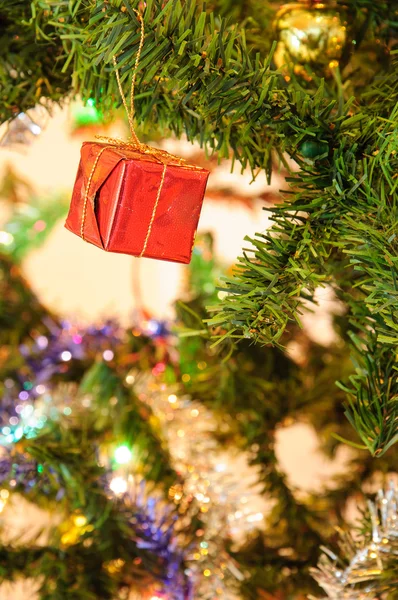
0,452,64,499
0,319,124,441
1,316,173,443
141,318,171,339
0,456,192,598
127,483,193,600
0,313,191,595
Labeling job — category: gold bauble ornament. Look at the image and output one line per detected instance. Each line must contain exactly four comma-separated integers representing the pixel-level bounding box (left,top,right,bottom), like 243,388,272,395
273,1,347,78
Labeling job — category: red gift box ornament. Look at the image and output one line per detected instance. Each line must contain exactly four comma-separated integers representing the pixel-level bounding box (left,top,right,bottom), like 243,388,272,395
65,11,209,264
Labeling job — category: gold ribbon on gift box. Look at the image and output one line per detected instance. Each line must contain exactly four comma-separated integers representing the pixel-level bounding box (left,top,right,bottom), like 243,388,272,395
80,9,201,257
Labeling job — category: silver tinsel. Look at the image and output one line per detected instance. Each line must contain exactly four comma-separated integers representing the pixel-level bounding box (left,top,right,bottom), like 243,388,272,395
0,108,47,147
131,373,268,600
311,479,398,599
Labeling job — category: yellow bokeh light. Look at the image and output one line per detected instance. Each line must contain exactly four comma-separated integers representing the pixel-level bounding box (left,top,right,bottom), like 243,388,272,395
74,515,87,528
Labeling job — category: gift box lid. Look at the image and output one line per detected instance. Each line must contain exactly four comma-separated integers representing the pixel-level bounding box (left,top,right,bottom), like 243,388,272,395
80,141,208,207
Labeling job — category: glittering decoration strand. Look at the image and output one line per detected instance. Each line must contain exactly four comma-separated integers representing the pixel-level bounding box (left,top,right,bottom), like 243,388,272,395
112,8,144,147
311,479,398,600
131,373,265,599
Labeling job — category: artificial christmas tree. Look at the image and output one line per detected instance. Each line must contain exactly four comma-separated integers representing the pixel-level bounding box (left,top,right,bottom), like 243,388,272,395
0,0,397,598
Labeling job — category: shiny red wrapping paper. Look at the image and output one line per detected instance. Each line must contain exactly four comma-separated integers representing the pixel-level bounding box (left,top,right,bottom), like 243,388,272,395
65,142,209,264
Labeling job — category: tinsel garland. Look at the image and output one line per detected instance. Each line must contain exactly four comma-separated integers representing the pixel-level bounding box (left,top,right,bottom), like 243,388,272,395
312,480,398,599
124,482,192,600
132,373,265,599
0,451,191,598
0,320,123,442
0,370,264,598
0,316,172,444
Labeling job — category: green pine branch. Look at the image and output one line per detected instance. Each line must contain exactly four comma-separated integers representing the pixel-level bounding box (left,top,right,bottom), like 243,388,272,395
207,55,398,455
0,1,395,168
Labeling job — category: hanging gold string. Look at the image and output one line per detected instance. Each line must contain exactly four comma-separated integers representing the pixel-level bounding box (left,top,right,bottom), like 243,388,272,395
80,8,199,255
111,12,167,257
112,8,144,147
80,146,108,242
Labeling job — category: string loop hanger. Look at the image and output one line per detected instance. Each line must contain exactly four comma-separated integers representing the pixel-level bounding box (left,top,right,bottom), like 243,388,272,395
112,8,145,148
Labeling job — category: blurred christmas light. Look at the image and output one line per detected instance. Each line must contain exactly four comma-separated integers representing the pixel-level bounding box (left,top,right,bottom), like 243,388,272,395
103,349,114,361
109,476,128,496
0,231,13,246
73,514,87,528
114,445,132,465
60,512,91,547
140,318,170,339
37,336,48,349
105,558,125,574
0,488,9,513
70,98,103,130
33,219,46,232
152,362,166,376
